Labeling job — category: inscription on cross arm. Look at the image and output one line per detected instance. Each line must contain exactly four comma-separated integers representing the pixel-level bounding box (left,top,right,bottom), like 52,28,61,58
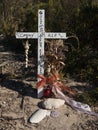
15,9,67,98
16,32,66,39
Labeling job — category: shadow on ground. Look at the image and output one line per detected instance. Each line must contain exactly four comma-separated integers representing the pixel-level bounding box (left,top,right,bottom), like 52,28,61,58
0,75,37,98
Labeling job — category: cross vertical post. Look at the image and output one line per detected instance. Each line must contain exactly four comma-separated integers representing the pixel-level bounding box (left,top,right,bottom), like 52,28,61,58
38,10,45,98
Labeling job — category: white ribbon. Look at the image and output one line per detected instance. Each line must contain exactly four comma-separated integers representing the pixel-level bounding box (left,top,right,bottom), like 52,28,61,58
52,86,98,116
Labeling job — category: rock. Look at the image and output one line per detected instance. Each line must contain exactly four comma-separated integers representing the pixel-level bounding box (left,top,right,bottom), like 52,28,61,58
29,109,50,124
50,110,60,117
42,98,65,110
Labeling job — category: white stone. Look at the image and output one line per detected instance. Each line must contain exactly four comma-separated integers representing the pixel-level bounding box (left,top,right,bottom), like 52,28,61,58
29,109,50,124
42,98,65,110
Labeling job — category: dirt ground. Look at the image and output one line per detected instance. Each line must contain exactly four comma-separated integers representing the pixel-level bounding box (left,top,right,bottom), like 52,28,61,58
0,39,98,130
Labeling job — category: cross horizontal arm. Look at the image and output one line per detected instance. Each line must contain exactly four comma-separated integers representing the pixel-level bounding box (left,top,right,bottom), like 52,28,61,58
45,32,66,39
16,32,67,39
16,32,38,39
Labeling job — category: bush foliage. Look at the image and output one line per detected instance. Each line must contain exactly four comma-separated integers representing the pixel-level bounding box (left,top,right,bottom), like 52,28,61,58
0,0,98,85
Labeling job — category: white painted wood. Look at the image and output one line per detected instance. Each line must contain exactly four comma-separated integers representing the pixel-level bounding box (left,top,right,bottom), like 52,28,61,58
38,10,45,76
45,32,66,39
16,32,66,39
38,10,45,98
15,9,67,98
16,32,38,39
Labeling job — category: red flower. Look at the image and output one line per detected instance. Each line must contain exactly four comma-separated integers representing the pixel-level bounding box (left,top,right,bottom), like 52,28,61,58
43,88,52,97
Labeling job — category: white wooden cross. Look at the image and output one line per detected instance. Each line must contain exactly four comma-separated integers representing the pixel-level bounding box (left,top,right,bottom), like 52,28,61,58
16,9,67,98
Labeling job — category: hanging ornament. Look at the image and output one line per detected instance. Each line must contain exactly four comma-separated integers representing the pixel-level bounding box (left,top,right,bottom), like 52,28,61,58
24,40,30,68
